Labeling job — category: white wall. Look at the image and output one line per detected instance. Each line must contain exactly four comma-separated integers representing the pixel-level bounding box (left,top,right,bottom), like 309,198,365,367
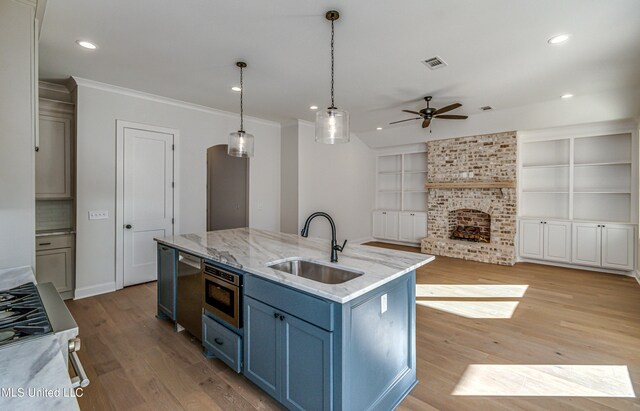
73,79,280,297
297,121,376,244
0,0,36,271
280,123,299,234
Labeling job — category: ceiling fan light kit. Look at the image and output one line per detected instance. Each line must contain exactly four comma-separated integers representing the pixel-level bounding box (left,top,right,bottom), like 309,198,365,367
228,61,255,158
390,96,468,130
315,10,350,144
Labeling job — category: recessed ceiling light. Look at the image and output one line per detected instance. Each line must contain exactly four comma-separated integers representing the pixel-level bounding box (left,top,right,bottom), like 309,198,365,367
76,40,97,49
309,105,318,110
231,86,241,92
561,93,574,99
548,34,570,45
376,127,383,130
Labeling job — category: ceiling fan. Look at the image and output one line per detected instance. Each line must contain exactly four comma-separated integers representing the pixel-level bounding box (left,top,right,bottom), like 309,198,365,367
390,96,468,128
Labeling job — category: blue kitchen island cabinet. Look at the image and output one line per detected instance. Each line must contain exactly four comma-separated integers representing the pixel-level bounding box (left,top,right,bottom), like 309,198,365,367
156,244,177,321
244,271,417,411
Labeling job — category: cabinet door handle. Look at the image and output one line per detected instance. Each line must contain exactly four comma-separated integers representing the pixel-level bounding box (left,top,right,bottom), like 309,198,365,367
274,312,279,319
214,338,224,345
39,242,52,246
279,315,285,321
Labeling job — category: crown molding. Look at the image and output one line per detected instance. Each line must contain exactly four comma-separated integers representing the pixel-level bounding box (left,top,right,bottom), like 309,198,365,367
71,76,281,128
13,0,36,8
39,81,71,94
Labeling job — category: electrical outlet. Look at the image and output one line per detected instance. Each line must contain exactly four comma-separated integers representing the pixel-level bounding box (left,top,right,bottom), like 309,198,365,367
469,171,474,178
381,294,388,314
89,210,109,220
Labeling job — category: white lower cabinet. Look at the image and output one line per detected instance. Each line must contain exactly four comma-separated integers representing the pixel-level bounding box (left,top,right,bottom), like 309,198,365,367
374,211,425,243
398,212,427,243
572,223,634,271
519,219,571,262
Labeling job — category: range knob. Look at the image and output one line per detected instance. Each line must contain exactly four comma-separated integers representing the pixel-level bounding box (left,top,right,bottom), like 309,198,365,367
68,337,81,353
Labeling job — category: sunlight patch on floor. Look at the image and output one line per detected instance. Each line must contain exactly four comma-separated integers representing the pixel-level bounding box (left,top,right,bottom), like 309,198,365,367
452,364,636,397
416,284,529,298
416,300,520,319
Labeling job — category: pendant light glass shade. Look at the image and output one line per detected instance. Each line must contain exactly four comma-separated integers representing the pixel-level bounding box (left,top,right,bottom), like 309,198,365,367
315,108,349,144
316,10,350,145
228,61,254,158
228,130,254,157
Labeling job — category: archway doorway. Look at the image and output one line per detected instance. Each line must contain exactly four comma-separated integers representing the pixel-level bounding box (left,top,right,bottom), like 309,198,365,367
206,144,249,231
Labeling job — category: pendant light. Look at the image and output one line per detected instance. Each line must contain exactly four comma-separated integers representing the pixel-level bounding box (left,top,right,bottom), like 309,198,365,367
315,10,350,144
228,61,255,157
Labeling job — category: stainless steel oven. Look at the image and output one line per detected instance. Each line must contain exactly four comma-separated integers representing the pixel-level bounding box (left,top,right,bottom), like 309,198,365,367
202,263,241,328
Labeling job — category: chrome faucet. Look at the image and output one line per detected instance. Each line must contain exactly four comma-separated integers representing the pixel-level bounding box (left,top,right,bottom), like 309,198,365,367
300,212,347,263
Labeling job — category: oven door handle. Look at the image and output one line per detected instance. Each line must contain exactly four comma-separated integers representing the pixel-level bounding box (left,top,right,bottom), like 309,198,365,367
69,351,90,388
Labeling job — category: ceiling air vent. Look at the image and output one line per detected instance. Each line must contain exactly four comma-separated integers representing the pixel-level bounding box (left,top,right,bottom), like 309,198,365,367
480,106,493,111
422,56,447,70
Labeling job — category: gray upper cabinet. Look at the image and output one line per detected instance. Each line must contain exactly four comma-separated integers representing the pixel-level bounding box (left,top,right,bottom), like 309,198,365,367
36,99,74,199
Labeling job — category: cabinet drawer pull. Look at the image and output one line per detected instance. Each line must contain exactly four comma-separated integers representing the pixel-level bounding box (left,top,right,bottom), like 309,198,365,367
214,338,224,345
39,242,52,246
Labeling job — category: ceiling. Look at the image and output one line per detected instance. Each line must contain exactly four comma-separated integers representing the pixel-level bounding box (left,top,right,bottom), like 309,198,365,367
39,0,640,147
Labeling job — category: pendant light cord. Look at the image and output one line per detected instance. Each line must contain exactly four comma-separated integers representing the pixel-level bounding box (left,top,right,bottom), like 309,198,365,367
330,19,335,109
239,65,244,132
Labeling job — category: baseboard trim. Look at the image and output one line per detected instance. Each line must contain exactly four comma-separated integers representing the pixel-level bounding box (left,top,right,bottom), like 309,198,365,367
353,236,374,245
74,281,117,300
519,258,634,277
369,238,422,248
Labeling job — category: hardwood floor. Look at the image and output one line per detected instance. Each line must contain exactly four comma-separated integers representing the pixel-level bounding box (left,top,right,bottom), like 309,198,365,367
67,246,640,410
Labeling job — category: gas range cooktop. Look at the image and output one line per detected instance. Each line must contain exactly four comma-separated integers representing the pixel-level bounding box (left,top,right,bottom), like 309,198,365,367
0,282,53,348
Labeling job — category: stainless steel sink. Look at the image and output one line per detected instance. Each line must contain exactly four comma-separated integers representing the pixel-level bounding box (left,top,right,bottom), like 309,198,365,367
267,258,363,284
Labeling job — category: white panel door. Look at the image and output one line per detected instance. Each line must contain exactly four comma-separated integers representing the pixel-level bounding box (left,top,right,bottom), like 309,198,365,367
372,211,385,239
123,128,174,286
398,212,415,242
571,223,601,267
601,224,634,270
543,221,572,263
385,211,399,240
519,220,543,259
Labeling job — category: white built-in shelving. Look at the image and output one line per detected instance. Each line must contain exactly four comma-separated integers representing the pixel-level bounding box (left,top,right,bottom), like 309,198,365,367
374,150,427,243
519,127,637,224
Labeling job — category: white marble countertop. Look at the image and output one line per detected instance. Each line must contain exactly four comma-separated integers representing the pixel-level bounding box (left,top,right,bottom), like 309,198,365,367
0,266,36,290
156,228,434,303
0,335,80,411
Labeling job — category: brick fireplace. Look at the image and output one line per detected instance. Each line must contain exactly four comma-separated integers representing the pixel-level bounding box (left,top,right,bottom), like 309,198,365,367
420,131,517,265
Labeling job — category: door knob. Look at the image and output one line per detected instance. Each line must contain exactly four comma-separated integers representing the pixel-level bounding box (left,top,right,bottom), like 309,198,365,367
125,224,133,229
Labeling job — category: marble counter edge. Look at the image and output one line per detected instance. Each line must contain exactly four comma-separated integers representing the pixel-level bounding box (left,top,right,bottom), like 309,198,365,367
155,237,435,303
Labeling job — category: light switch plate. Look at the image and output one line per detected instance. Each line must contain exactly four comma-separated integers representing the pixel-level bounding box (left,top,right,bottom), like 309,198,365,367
89,210,109,220
381,294,388,314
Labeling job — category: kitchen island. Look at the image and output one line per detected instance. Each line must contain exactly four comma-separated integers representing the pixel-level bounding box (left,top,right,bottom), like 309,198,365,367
155,228,434,411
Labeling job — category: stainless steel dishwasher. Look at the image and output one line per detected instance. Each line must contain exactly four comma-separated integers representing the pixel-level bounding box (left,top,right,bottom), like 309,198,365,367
176,251,203,340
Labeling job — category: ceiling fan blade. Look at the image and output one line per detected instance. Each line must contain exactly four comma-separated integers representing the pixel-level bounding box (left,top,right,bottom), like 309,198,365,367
422,118,431,128
402,110,422,116
389,117,421,125
435,114,468,120
433,103,462,115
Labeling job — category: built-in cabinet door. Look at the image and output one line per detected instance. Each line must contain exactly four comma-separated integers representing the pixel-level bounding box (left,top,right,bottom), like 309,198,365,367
372,211,385,239
572,223,601,267
36,115,72,199
385,211,399,240
281,313,332,411
157,244,176,320
519,220,543,259
601,224,634,270
413,212,427,241
35,248,73,294
398,212,415,242
543,221,572,263
398,212,427,243
244,296,281,401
